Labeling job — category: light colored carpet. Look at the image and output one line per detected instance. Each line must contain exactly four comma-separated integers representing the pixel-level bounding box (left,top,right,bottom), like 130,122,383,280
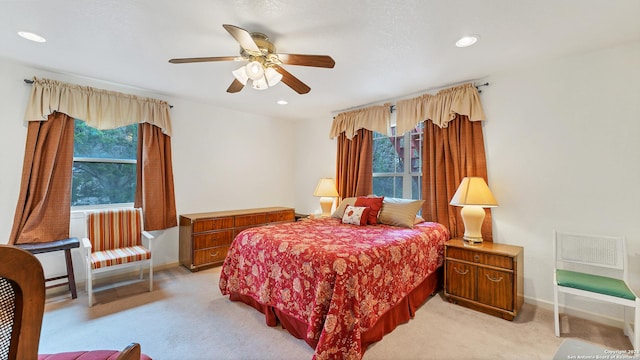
38,266,632,360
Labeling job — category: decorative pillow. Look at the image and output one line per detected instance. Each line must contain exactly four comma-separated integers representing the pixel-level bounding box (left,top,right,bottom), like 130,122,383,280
341,205,370,226
414,215,426,225
378,197,425,228
354,196,384,224
331,197,357,219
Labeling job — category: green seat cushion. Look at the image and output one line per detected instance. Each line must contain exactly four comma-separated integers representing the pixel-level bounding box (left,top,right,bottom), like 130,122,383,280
557,269,636,300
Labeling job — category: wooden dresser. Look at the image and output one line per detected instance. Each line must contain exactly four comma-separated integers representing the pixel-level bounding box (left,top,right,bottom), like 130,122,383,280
179,207,295,272
444,239,524,320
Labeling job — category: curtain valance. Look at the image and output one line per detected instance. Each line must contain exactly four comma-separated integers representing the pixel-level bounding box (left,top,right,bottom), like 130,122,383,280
329,103,391,139
396,83,485,134
24,77,172,136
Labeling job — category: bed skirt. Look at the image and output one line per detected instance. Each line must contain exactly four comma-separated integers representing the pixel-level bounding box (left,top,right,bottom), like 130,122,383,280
228,266,442,357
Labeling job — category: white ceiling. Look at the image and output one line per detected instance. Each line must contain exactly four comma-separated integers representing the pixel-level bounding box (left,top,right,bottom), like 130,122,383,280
1,0,639,120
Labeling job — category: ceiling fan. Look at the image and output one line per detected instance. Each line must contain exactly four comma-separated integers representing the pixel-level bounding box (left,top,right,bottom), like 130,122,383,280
169,24,335,94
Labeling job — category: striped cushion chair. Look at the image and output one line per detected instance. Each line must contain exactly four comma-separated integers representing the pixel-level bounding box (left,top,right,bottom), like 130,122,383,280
82,208,154,307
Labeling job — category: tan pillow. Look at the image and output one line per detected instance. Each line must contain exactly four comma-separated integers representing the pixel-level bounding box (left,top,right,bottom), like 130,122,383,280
378,198,425,228
331,197,357,219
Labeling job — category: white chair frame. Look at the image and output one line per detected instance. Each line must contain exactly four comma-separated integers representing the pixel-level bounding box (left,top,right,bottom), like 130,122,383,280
81,208,154,307
553,230,639,350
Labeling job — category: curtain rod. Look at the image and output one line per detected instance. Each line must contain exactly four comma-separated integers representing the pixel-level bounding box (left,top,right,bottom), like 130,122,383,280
23,79,174,109
334,81,490,115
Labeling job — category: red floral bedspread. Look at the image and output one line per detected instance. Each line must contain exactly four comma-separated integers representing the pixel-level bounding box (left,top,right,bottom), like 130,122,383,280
219,217,450,360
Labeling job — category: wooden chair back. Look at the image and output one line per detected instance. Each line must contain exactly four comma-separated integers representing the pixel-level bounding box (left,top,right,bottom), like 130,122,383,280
0,245,45,360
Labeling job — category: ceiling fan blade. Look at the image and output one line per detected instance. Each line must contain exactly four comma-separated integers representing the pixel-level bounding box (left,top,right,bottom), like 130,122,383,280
277,54,335,68
222,24,261,55
272,65,311,94
169,56,242,64
227,79,245,93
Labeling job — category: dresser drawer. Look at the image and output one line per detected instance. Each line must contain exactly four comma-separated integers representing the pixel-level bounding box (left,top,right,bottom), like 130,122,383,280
447,247,514,270
193,230,234,250
193,217,234,233
267,210,295,223
235,213,266,227
193,245,230,266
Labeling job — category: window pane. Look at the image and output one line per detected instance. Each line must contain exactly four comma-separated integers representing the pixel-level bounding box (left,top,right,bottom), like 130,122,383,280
373,136,400,173
373,176,394,197
72,162,136,206
373,176,403,198
74,119,137,159
411,176,422,200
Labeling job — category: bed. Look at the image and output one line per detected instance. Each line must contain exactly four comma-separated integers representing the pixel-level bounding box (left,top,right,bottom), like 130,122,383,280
219,216,449,360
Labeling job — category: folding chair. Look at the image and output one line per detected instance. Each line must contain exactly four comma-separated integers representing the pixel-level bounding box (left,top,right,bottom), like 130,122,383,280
553,230,639,349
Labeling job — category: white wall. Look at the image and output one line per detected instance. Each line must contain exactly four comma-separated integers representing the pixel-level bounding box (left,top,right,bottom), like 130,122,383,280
292,116,337,216
0,57,296,282
482,40,640,322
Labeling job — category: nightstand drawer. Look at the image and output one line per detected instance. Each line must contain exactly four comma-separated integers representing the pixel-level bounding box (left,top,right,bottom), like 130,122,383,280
447,247,514,270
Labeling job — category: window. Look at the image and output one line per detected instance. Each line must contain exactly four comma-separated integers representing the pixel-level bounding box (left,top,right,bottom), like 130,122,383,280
71,119,138,206
372,122,423,200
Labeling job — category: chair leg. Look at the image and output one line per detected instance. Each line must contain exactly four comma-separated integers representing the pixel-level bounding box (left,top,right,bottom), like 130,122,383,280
634,300,640,350
87,263,93,307
554,285,560,337
149,261,153,292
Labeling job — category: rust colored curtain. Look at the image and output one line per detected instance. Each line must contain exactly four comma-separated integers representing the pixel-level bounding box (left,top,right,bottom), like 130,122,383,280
9,112,75,244
134,122,178,231
336,128,373,198
422,114,493,241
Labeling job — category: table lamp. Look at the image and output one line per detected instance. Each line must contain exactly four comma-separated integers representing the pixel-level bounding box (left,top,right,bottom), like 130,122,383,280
449,177,498,243
313,178,339,217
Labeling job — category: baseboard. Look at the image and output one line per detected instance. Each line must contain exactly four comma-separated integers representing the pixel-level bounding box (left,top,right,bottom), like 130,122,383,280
524,295,625,329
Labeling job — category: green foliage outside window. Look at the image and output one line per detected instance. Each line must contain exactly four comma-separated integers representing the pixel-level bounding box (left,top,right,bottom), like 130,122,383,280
72,119,138,206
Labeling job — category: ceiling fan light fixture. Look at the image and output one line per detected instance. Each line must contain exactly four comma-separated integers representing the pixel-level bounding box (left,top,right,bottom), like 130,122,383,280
251,76,269,90
264,67,283,87
232,66,249,85
456,35,479,48
246,61,265,80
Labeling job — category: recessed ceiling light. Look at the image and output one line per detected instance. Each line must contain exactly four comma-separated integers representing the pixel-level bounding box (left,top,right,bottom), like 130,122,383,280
18,31,46,43
455,35,479,48
277,100,288,105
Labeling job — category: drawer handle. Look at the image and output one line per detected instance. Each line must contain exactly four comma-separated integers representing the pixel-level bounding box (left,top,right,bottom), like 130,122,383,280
210,250,220,257
453,266,469,275
474,254,480,262
485,274,503,282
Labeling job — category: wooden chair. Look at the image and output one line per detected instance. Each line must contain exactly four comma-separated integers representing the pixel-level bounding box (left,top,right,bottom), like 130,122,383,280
0,245,151,360
82,208,154,307
553,230,639,349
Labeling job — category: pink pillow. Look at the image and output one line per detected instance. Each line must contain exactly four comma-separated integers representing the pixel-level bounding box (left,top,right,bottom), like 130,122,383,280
342,205,370,226
354,196,384,224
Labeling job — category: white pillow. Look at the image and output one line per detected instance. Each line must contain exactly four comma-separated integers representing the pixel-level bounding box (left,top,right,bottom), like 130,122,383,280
341,205,370,226
378,197,425,228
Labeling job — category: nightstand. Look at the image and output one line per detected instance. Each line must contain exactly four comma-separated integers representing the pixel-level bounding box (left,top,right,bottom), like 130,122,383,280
444,239,524,320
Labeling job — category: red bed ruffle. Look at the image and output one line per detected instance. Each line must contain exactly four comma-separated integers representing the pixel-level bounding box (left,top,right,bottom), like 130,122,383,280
229,267,441,357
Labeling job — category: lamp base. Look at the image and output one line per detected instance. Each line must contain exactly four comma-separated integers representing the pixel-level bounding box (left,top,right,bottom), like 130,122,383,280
319,197,335,218
460,205,485,243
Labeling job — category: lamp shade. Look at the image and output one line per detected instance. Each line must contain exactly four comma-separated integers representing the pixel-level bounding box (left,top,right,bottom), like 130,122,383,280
232,66,249,85
313,178,339,197
449,177,498,207
264,67,283,86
